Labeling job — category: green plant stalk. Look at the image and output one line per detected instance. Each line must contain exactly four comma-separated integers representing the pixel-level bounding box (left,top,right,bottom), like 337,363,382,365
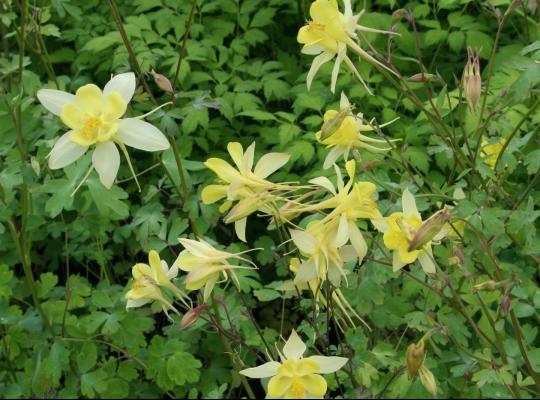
472,13,507,162
171,0,198,102
493,97,540,171
167,135,200,237
211,299,256,400
107,0,157,105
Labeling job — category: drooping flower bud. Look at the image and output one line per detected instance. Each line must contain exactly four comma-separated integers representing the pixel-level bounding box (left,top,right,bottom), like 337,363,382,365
418,365,438,397
179,304,209,330
150,69,174,93
408,208,450,251
463,47,481,112
501,290,511,316
406,340,425,379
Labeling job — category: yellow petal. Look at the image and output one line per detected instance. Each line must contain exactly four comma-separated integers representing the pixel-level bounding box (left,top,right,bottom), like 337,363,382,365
227,142,244,169
398,243,420,264
75,84,103,115
205,158,241,183
296,359,320,376
60,104,86,130
132,263,152,279
300,374,327,397
267,374,292,398
201,184,228,204
102,91,127,121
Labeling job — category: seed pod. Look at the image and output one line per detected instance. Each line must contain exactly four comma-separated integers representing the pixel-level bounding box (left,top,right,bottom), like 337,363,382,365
319,106,352,141
463,48,482,113
408,208,450,251
179,304,209,330
472,280,498,292
406,340,425,379
418,365,438,397
406,73,439,83
150,69,174,93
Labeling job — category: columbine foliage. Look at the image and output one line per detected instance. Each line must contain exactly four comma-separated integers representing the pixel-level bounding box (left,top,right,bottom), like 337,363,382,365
1,0,540,399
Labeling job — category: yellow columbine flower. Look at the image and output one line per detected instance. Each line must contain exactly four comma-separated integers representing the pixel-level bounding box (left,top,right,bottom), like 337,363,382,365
201,141,290,241
37,72,170,189
316,93,398,168
240,329,348,399
290,218,357,287
176,238,257,301
307,159,382,262
481,137,504,169
381,189,447,273
125,250,189,318
297,0,396,93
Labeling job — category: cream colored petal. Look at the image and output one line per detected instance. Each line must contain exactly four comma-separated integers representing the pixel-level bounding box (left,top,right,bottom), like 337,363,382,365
307,356,348,374
103,72,136,103
242,142,256,174
48,131,87,169
335,214,349,247
290,229,317,255
392,251,406,272
240,361,281,378
37,89,75,115
178,238,217,258
92,141,120,189
323,146,343,169
339,91,351,109
294,259,319,285
307,51,335,91
235,217,247,242
254,152,290,178
418,248,436,274
283,329,306,360
402,188,419,217
330,51,343,94
202,273,219,302
308,176,336,195
117,118,170,151
348,221,367,261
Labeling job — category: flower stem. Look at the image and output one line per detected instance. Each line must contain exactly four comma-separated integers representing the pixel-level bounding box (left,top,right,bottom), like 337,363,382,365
211,298,256,399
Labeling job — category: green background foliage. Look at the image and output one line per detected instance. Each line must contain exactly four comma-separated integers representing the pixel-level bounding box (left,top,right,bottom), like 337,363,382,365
1,0,540,398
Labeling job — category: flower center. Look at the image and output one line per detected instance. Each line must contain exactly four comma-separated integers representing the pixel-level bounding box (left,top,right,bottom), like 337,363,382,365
290,379,305,399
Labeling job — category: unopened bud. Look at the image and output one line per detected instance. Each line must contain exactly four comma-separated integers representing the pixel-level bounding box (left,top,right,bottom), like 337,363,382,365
501,291,511,315
408,209,450,251
463,47,482,113
179,304,209,330
406,340,425,380
151,69,174,93
407,73,439,83
418,365,438,397
30,156,41,176
319,106,352,141
472,280,497,292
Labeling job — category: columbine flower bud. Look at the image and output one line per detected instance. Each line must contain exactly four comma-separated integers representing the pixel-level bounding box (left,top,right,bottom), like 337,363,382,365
501,290,511,316
472,280,498,292
319,106,352,141
463,48,481,112
150,69,174,93
30,156,41,176
418,365,438,397
408,208,450,251
406,340,425,379
179,304,209,330
407,73,439,83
